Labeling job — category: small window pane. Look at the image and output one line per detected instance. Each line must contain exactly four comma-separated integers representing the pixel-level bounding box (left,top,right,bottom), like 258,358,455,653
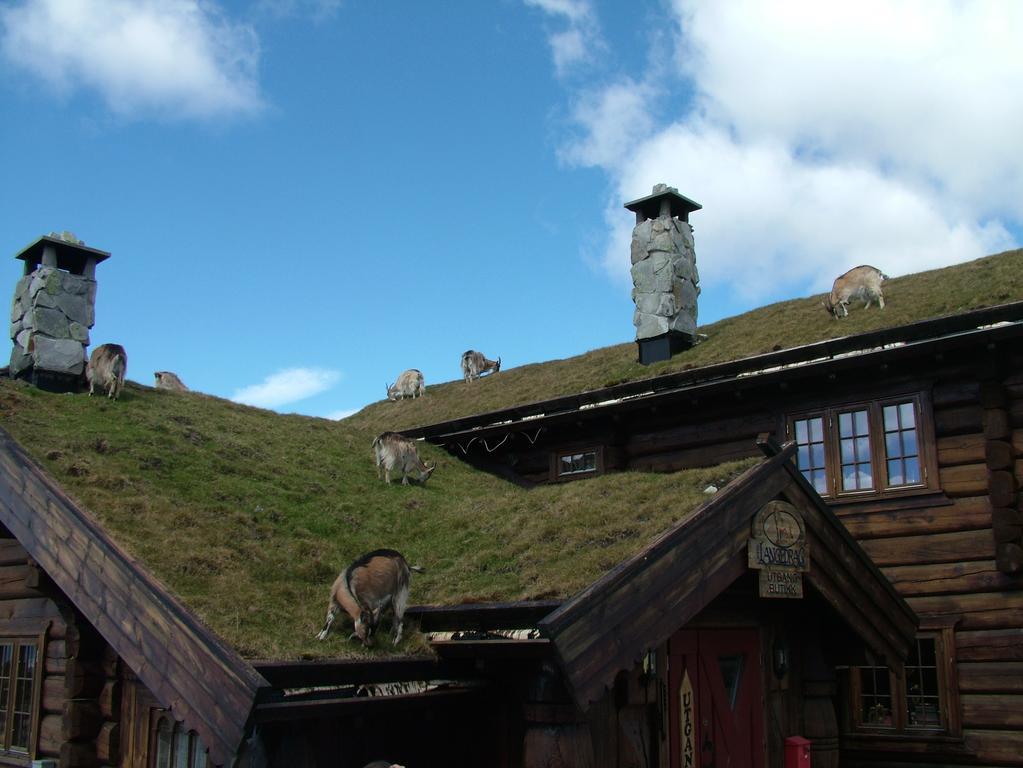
811,443,825,468
811,471,827,494
193,743,208,768
883,404,898,430
839,412,852,435
855,410,869,434
887,460,903,486
855,436,870,459
798,445,809,468
174,728,190,768
156,719,172,768
886,432,902,458
903,430,917,457
795,420,808,443
900,402,916,427
840,438,854,463
904,457,921,484
0,644,12,744
859,666,893,726
810,418,823,442
10,644,36,751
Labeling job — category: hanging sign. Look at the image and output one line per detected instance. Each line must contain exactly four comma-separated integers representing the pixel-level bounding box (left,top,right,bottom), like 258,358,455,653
680,669,698,768
748,500,809,598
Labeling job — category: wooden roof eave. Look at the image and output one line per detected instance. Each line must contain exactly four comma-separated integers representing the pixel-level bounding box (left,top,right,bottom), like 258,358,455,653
539,441,919,711
406,302,1023,444
762,439,918,664
539,448,796,709
0,428,267,766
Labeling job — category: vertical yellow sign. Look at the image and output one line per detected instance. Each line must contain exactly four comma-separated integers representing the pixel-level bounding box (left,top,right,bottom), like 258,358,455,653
680,669,698,768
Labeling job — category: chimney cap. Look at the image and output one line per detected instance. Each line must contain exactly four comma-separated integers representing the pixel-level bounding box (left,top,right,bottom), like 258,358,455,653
624,185,702,220
15,235,111,274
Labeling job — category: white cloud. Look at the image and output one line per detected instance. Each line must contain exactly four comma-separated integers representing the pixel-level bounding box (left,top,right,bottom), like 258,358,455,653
524,0,601,76
553,1,1022,305
232,368,341,409
0,0,262,119
325,408,358,421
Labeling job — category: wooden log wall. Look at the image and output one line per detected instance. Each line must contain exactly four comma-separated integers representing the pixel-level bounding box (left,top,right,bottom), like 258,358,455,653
837,370,1023,767
0,534,126,768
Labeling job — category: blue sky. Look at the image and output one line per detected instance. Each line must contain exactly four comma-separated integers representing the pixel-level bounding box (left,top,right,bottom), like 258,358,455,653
2,1,1021,418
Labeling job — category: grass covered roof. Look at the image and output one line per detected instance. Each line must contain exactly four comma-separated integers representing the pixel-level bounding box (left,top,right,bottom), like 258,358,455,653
0,378,754,660
1,248,1020,661
346,248,1023,435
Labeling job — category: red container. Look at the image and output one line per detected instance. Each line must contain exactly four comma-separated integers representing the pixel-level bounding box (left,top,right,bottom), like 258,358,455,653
784,735,811,768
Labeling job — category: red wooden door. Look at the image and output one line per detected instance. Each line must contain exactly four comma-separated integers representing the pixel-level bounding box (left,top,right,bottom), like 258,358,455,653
668,629,765,768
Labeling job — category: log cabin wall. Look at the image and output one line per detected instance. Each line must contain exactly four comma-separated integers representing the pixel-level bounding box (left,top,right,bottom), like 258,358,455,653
450,342,1023,767
0,533,125,768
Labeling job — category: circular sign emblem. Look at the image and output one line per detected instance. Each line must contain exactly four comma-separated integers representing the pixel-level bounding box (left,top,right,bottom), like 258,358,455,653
763,506,802,548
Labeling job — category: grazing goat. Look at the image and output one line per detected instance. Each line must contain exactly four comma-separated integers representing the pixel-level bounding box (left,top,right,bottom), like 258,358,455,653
363,762,405,768
316,549,424,646
154,371,189,392
823,265,889,318
386,369,425,401
86,344,127,400
461,349,501,382
372,432,436,485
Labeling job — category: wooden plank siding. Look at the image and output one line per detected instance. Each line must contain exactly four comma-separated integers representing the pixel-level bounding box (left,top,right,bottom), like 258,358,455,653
0,428,268,766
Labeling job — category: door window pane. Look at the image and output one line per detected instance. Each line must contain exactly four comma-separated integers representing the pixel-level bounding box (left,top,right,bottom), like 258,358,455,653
718,655,745,711
859,666,893,727
10,645,36,751
906,638,942,728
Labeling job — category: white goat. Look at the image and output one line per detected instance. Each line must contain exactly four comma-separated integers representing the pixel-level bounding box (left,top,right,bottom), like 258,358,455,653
316,549,424,646
154,371,189,392
372,432,436,485
823,265,889,318
461,349,501,382
386,369,425,401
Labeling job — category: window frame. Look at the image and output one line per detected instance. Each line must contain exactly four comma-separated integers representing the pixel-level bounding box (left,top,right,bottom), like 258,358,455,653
551,445,604,482
0,631,44,763
844,624,961,742
148,711,208,768
787,392,938,501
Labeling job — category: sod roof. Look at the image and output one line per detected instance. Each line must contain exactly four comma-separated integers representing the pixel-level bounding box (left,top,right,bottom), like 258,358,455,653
0,377,756,660
1,247,1020,662
345,248,1023,436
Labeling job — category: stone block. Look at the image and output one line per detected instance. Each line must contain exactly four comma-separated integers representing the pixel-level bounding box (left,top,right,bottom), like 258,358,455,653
670,312,697,335
61,272,93,296
9,346,32,376
9,319,21,340
55,292,93,326
635,312,670,339
15,329,32,351
635,292,676,317
672,257,693,282
32,289,58,309
30,307,70,339
32,336,85,375
674,279,698,310
10,298,22,324
44,269,62,295
68,322,90,343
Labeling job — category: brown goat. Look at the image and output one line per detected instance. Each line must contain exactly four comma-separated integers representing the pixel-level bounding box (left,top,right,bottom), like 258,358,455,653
316,549,424,646
823,265,888,318
86,344,127,400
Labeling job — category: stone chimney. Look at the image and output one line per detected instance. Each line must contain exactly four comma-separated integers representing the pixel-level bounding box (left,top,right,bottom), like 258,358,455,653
625,184,702,364
9,232,110,392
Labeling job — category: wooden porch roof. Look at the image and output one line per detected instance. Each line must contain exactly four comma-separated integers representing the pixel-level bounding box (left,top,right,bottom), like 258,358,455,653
538,439,918,710
0,429,268,766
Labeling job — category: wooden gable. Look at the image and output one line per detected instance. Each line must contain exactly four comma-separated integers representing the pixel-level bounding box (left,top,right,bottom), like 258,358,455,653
539,439,918,710
0,428,268,766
